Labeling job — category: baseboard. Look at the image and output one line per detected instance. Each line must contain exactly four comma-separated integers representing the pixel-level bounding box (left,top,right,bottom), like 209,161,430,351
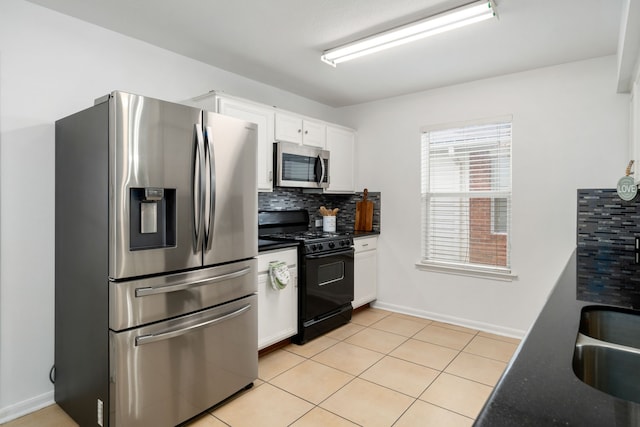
371,301,527,339
0,390,54,424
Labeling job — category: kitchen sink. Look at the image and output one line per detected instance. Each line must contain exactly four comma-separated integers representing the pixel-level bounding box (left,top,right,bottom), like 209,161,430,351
573,306,640,404
580,306,640,348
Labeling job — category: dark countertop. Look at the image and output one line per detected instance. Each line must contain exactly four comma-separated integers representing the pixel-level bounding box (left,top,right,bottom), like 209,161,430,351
350,230,380,238
258,239,299,253
474,250,640,426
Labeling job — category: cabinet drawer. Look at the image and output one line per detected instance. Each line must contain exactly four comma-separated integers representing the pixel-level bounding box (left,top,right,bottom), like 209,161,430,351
354,236,377,252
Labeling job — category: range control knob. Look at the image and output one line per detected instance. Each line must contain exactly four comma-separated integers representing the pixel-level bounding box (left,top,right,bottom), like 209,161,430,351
317,244,324,251
310,244,317,252
329,242,335,249
339,240,346,246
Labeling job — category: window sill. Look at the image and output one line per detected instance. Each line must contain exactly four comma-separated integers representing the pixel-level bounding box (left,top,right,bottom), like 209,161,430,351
415,261,517,282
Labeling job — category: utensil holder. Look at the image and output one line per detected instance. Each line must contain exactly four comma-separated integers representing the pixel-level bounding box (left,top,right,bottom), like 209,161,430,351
323,216,336,232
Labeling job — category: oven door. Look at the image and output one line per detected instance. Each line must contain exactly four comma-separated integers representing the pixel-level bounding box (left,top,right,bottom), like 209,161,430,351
302,248,354,322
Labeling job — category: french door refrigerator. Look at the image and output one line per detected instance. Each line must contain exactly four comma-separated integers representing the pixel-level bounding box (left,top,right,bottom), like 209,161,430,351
55,91,258,427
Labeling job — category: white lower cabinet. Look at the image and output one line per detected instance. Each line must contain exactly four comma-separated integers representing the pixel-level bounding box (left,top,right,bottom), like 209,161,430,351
353,236,378,308
257,248,298,349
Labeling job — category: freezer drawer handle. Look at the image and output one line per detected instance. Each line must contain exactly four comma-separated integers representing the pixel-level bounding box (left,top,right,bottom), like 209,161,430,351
135,303,251,346
135,266,251,297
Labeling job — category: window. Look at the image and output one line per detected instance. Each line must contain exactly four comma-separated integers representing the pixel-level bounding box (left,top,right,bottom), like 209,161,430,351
420,119,512,277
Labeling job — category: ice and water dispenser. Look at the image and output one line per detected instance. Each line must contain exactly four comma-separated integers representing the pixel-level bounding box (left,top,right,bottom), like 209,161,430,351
129,187,176,250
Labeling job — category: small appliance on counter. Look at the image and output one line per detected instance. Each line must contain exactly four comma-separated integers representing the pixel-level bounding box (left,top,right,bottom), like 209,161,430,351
258,210,354,344
319,205,338,232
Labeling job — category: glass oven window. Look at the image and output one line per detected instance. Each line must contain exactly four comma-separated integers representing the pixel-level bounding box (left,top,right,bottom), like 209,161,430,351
318,261,344,286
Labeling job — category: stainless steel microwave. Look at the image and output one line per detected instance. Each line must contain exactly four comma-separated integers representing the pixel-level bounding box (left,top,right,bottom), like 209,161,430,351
274,141,330,189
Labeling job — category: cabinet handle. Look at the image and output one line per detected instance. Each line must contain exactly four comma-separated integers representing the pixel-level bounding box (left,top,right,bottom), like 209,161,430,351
304,130,308,134
298,129,302,133
362,243,369,247
269,170,273,181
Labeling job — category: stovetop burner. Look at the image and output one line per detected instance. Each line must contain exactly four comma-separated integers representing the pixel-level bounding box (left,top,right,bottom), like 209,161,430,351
267,231,349,240
262,231,353,255
258,210,353,255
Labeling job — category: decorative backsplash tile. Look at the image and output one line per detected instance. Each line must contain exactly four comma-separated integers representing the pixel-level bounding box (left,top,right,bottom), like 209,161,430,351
258,188,381,232
577,189,640,309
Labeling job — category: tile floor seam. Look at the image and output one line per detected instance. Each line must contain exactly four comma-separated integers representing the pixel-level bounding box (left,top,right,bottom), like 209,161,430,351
414,399,477,422
460,347,515,364
387,397,419,427
265,366,357,407
353,375,429,402
302,375,364,424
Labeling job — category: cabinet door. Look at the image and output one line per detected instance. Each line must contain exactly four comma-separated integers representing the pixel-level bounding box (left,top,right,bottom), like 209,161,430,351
353,237,377,308
275,113,303,144
325,126,355,193
218,98,275,192
257,248,298,349
302,119,326,148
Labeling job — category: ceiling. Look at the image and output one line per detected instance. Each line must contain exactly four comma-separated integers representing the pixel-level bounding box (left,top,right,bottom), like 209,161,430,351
25,0,624,107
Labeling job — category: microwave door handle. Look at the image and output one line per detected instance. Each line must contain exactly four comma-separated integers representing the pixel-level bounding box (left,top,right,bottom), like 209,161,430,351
204,126,215,249
316,155,326,185
193,124,206,251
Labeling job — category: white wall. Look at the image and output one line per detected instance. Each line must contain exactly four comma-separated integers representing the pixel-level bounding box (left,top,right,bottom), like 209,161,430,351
339,56,629,337
0,0,339,422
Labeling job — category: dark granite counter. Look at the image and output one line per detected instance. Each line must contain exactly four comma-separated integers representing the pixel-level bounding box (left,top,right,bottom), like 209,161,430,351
258,239,299,253
350,230,380,238
474,250,640,426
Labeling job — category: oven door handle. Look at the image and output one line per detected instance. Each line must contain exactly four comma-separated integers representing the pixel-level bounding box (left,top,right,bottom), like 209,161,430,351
135,267,251,297
135,304,251,346
306,249,353,259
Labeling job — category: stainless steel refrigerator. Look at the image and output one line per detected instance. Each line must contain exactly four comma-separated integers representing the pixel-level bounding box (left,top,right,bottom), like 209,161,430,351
55,91,258,427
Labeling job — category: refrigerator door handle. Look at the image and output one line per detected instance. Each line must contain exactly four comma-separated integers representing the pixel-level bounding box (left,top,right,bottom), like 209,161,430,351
134,266,251,297
134,303,251,346
194,124,206,251
205,126,216,249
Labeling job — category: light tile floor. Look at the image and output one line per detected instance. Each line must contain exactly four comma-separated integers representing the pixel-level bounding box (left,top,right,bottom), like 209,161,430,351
2,308,520,427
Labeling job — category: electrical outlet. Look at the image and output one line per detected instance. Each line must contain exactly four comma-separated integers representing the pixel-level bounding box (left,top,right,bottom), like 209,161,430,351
315,219,323,227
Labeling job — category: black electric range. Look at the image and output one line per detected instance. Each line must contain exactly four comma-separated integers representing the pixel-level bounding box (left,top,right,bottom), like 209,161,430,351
258,210,355,344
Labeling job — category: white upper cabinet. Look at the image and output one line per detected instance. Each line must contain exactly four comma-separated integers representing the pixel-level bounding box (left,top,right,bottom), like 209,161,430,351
218,97,275,192
275,112,326,148
184,91,356,193
325,126,355,193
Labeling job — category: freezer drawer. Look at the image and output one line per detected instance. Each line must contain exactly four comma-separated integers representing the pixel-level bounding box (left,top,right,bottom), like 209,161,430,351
109,294,257,427
110,259,257,330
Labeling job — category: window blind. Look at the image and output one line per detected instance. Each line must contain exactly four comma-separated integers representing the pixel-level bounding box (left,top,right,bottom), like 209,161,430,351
421,121,512,272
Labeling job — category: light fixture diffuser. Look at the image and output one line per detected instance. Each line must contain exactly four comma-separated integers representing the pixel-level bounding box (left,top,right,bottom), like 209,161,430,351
321,0,497,67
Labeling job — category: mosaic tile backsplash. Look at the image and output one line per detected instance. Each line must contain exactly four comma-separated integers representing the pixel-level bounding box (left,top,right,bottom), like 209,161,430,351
258,188,381,232
577,189,640,309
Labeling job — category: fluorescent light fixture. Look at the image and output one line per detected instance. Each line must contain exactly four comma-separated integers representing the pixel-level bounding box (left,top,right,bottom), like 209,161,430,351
321,0,497,67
